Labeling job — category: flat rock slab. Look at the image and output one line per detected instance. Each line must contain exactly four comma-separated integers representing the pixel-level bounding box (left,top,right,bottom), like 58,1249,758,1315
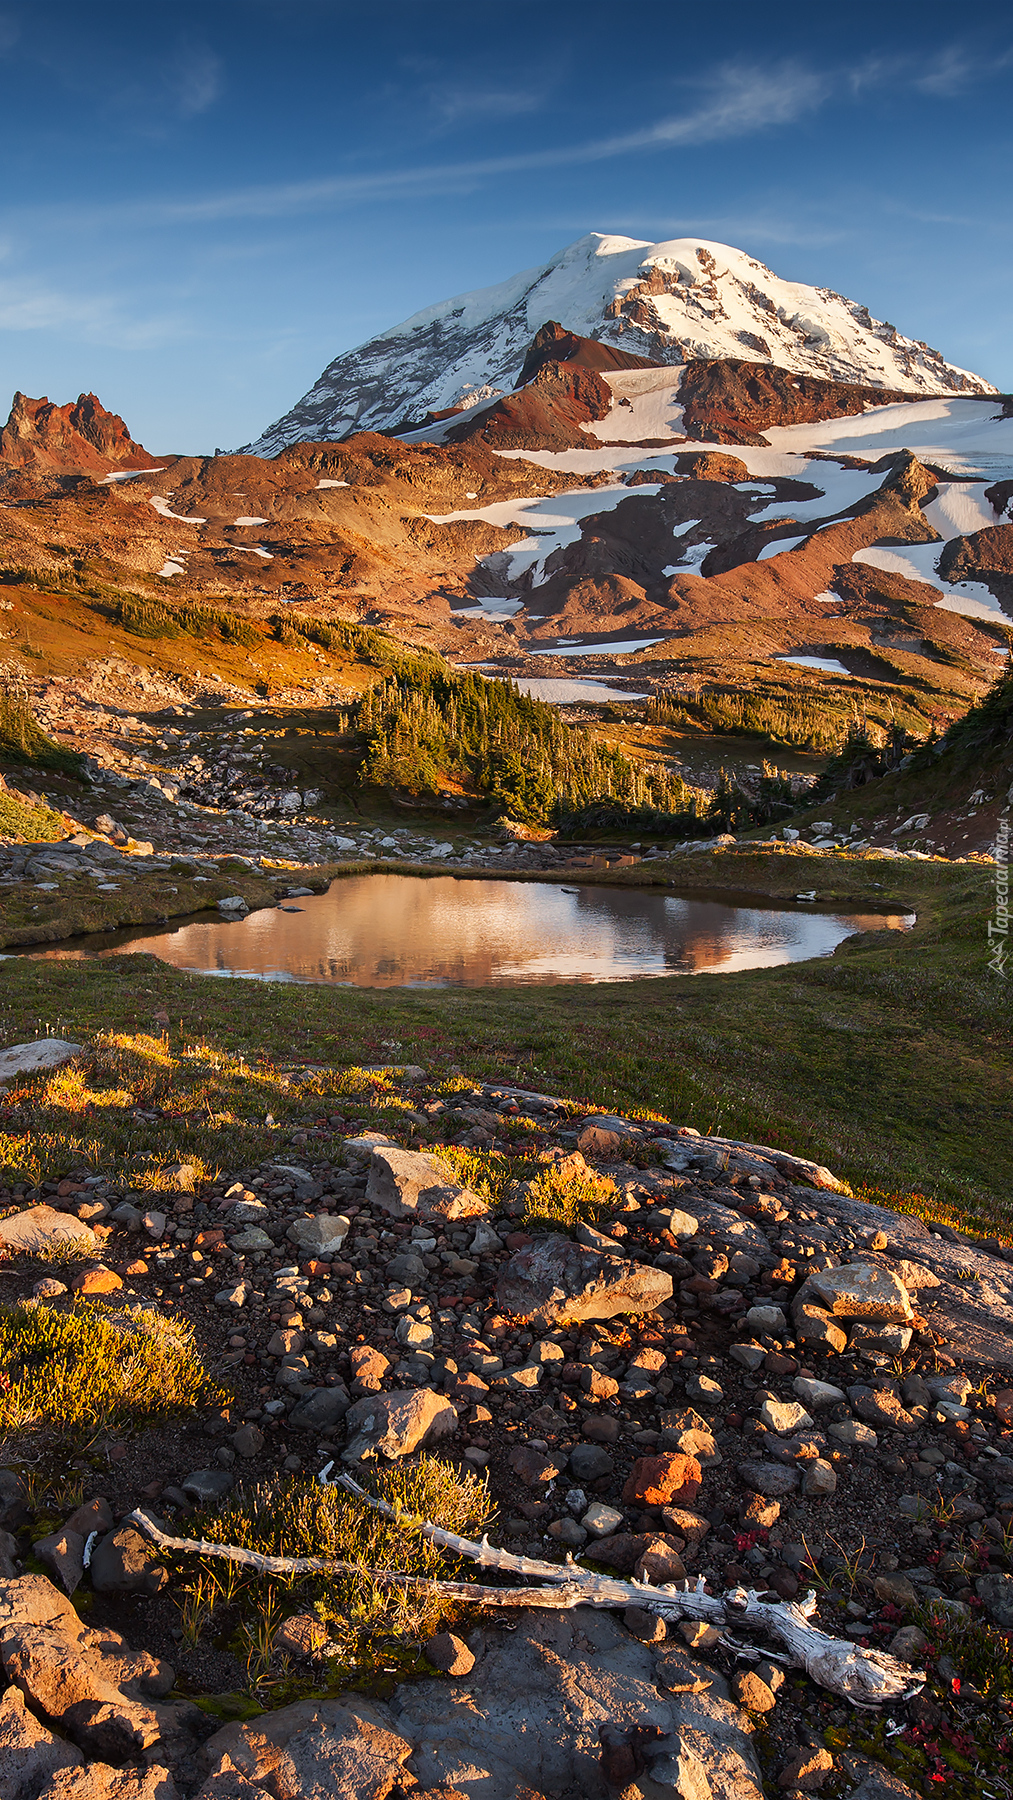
497,1232,673,1327
0,1206,99,1256
0,1039,83,1086
366,1147,488,1221
202,1609,762,1800
794,1262,914,1324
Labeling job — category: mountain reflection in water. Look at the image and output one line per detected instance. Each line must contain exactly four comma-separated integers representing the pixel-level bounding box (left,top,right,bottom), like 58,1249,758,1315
26,874,913,988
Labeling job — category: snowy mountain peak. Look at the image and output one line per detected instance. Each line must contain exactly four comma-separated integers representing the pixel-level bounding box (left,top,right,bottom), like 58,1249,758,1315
244,233,995,455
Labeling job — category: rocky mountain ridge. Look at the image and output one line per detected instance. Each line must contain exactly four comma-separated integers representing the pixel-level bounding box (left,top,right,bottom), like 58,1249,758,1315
0,391,155,480
244,233,996,453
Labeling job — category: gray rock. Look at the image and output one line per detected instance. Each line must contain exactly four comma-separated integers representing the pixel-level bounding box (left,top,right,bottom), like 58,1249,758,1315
231,1425,265,1459
794,1263,913,1324
803,1459,837,1497
686,1373,723,1407
0,1039,82,1087
287,1386,351,1432
737,1460,800,1497
847,1763,921,1800
229,1227,274,1251
569,1443,615,1483
582,1502,624,1538
366,1145,488,1221
760,1399,813,1434
341,1387,457,1463
89,1526,168,1596
793,1377,845,1409
386,1250,427,1285
976,1572,1013,1627
745,1305,786,1334
181,1469,235,1504
229,1200,271,1224
0,1205,98,1256
497,1232,673,1328
286,1213,350,1253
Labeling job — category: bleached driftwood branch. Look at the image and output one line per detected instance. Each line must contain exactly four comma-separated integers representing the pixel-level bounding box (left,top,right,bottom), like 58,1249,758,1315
126,1482,924,1709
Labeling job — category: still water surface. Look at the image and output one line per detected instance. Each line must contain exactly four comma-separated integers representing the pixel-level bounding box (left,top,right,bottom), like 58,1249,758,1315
26,874,914,988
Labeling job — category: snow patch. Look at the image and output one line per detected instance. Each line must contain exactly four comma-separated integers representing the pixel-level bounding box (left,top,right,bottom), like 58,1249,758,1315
100,467,166,484
530,635,665,657
455,596,523,619
150,495,207,524
757,534,808,561
508,677,649,703
852,543,1009,622
920,481,1000,537
774,654,851,675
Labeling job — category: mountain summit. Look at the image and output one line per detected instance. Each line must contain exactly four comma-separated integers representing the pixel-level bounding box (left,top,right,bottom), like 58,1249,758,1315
244,233,995,453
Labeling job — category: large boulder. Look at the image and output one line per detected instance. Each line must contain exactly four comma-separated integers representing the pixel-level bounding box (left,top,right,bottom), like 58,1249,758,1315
366,1147,488,1221
36,1769,180,1799
0,1682,84,1800
199,1695,413,1800
792,1263,913,1324
341,1389,458,1464
200,1609,762,1800
0,1573,190,1764
497,1233,673,1327
0,1206,98,1256
0,1039,82,1086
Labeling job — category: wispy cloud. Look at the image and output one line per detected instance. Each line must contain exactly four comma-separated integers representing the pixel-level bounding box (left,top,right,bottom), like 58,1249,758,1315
849,40,1013,98
120,60,828,225
0,275,185,346
171,41,222,118
0,12,18,53
423,80,545,127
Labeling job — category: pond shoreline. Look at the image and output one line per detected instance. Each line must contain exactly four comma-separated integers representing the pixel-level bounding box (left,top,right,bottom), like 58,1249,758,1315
11,868,915,989
0,840,958,957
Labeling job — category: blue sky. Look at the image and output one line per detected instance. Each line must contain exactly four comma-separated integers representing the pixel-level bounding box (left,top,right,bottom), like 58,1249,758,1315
0,0,1009,452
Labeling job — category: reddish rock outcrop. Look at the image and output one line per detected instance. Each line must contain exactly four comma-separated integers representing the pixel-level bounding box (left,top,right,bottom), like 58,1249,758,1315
0,392,154,476
939,523,1013,609
678,360,911,446
446,360,615,453
518,320,661,385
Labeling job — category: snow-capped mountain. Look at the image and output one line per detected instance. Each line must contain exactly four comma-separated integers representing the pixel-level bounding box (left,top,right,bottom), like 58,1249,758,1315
244,233,995,454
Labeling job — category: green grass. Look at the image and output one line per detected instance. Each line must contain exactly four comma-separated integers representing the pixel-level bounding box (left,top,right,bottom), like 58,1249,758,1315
174,1459,495,1685
0,854,1005,1236
0,1300,218,1438
0,690,82,776
522,1160,618,1231
0,789,68,842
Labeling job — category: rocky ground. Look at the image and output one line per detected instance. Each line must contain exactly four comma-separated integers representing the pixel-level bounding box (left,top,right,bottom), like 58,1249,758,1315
1,1056,1012,1799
